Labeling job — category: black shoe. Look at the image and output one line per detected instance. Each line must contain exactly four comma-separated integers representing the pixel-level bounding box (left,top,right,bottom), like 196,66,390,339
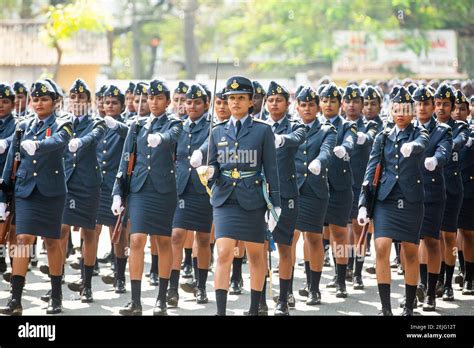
422,295,436,311
98,252,112,264
180,279,197,294
273,266,279,274
287,293,295,308
378,307,393,316
258,302,268,316
0,299,22,316
182,264,193,278
397,264,404,275
69,260,81,270
80,287,93,303
243,310,258,316
115,279,126,294
242,253,247,264
335,283,348,298
149,272,159,286
462,280,474,295
0,257,6,273
153,299,167,316
345,268,353,281
30,256,38,268
196,288,208,304
111,261,116,273
229,279,242,295
93,263,100,276
274,301,290,316
166,288,179,307
323,252,331,267
365,249,372,257
390,257,399,268
41,290,51,302
306,291,321,305
399,296,417,308
119,301,142,316
3,271,11,282
102,274,116,285
454,273,464,287
297,259,305,267
39,264,50,275
352,275,364,290
366,266,376,274
401,307,413,316
435,281,444,298
442,287,454,301
67,279,83,293
416,283,426,303
46,298,62,314
326,275,337,288
299,284,309,297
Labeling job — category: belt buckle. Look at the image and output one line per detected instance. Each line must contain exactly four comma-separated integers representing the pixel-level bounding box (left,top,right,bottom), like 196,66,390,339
231,170,240,179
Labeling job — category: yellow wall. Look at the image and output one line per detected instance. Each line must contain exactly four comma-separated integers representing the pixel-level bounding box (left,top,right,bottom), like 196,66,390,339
56,65,100,95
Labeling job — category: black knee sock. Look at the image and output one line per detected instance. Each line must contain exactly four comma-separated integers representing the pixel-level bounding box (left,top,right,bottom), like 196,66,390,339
354,256,365,277
150,254,158,274
466,261,474,282
197,268,208,290
405,284,417,310
80,258,84,280
378,283,391,310
438,262,445,284
288,267,294,294
50,275,62,300
304,261,311,286
323,238,330,253
394,242,401,263
336,263,347,286
215,289,227,315
310,271,321,292
445,264,455,289
458,250,465,275
249,289,262,314
210,243,215,256
231,257,243,282
116,257,127,282
84,265,94,288
427,272,438,297
68,233,73,251
192,257,198,280
157,277,169,301
184,248,192,267
110,243,115,258
260,276,267,304
279,278,290,304
366,233,372,249
333,257,337,275
348,245,354,271
169,269,180,290
11,275,25,304
131,280,141,304
419,264,428,287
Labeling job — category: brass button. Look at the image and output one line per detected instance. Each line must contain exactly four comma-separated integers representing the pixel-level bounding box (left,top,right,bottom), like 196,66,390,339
102,170,106,174
395,175,399,179
171,170,174,174
103,161,106,164
33,172,37,176
395,144,398,148
187,145,191,149
304,162,307,166
33,136,37,140
322,175,325,178
235,142,238,146
303,151,306,154
395,154,399,158
189,134,192,138
103,140,106,144
103,150,106,154
73,164,76,167
417,180,421,183
343,169,347,173
304,173,307,177
55,170,59,174
73,153,76,157
73,133,76,136
292,174,295,178
147,155,150,159
189,168,192,171
188,156,191,159
395,165,398,169
454,172,458,176
148,166,151,170
432,178,435,182
255,180,259,184
33,160,37,164
232,182,236,186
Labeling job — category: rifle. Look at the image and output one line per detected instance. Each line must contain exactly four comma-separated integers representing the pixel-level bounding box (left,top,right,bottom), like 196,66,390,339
111,115,141,244
356,124,389,255
0,127,24,244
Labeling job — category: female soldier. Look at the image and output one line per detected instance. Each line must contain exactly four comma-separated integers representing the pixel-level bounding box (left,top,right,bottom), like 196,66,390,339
358,87,430,316
171,81,189,121
198,76,280,316
96,85,129,294
251,81,266,119
320,83,357,298
12,81,29,119
62,79,107,303
214,88,231,122
0,80,73,315
124,82,136,121
112,79,182,316
294,86,336,305
456,92,474,295
435,86,469,301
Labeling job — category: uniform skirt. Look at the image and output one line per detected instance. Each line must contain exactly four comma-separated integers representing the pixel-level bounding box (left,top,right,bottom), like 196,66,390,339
296,181,328,234
128,177,177,236
213,191,266,244
350,187,361,220
420,201,446,239
96,184,116,226
458,198,474,230
373,184,423,245
441,192,463,233
62,174,100,230
172,181,213,232
273,197,298,246
325,184,353,227
16,187,66,239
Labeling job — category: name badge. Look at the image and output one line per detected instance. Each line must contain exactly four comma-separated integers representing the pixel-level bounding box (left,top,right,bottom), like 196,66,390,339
218,141,228,147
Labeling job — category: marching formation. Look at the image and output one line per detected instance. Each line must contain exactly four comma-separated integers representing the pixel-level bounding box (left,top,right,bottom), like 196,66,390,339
0,75,473,316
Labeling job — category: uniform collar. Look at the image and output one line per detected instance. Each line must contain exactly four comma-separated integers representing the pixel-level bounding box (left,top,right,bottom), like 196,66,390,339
37,113,54,125
185,114,205,127
230,114,249,127
303,119,316,129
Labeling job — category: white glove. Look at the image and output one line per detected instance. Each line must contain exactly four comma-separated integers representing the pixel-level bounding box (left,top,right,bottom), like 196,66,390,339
424,156,438,171
21,140,38,156
274,134,285,148
356,132,367,145
190,150,203,168
111,195,124,216
334,145,347,159
466,137,473,148
68,138,82,153
357,206,369,226
196,165,215,181
0,202,9,221
266,207,282,232
147,133,162,148
308,159,321,175
0,139,8,154
104,116,118,129
400,142,414,158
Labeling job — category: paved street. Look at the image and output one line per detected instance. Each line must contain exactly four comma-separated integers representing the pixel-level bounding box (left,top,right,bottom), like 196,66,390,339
1,229,473,316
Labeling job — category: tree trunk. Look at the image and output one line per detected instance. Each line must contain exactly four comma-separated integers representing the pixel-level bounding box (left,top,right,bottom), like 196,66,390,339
20,0,33,19
131,0,143,79
184,0,199,79
53,42,62,80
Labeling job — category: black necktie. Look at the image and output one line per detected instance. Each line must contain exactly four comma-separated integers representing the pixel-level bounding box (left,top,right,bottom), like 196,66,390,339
37,120,44,131
190,122,196,130
73,118,80,130
306,125,311,132
235,120,242,137
272,122,279,133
